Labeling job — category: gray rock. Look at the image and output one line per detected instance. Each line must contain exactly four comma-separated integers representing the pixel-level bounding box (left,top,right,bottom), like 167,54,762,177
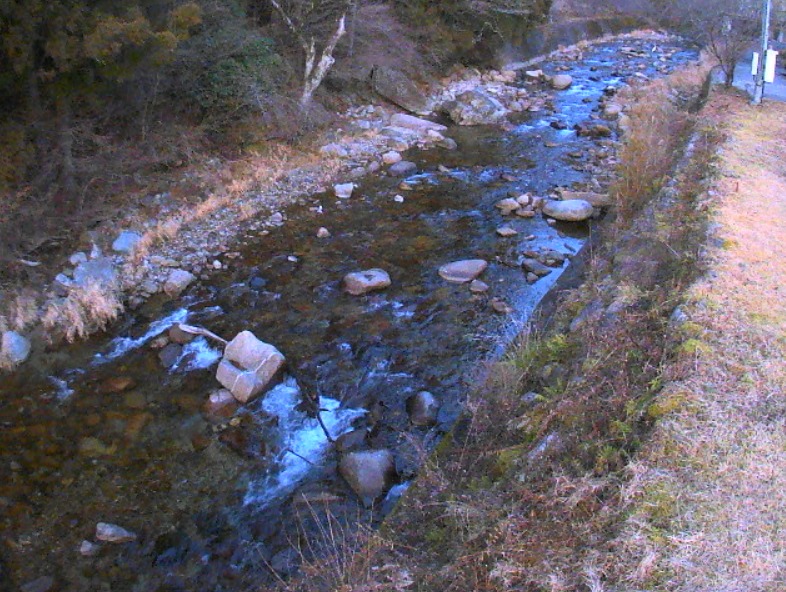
371,67,431,115
316,227,331,239
495,198,520,215
388,161,417,176
95,522,137,543
407,391,440,426
168,324,195,345
343,269,391,296
496,226,518,237
2,331,31,365
542,199,594,222
339,449,397,506
216,331,286,404
382,151,402,165
73,257,117,287
20,576,55,592
158,343,183,368
447,89,507,125
389,113,446,133
551,74,573,90
69,251,88,266
469,279,490,293
334,183,355,199
522,258,552,277
112,231,142,254
437,136,458,150
163,269,195,297
320,143,348,158
79,540,100,557
438,259,488,283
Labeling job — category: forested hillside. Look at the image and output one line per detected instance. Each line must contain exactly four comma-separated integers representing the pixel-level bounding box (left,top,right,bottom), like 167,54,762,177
0,0,563,267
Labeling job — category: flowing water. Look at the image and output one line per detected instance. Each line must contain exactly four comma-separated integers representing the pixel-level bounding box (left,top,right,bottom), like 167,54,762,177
0,39,697,591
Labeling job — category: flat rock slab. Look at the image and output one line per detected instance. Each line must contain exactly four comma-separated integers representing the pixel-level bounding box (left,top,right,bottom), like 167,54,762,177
390,113,447,133
542,199,594,222
439,259,488,283
344,269,392,296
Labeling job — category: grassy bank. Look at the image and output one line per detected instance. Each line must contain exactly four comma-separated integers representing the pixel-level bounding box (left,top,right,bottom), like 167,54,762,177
282,62,722,591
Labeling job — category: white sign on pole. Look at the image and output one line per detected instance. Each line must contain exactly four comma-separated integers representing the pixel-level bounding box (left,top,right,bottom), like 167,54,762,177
765,49,779,83
753,52,760,76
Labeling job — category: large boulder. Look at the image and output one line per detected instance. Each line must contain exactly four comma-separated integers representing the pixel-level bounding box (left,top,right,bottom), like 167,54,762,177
343,269,391,296
389,113,447,134
446,89,507,126
216,331,286,404
542,199,594,222
1,331,31,366
438,259,488,283
339,449,397,506
371,67,431,115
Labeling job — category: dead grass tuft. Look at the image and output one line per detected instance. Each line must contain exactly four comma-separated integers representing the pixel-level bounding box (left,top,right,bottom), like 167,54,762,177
41,280,124,342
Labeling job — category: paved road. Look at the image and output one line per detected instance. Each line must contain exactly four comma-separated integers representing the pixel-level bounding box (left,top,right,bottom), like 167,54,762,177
733,50,786,103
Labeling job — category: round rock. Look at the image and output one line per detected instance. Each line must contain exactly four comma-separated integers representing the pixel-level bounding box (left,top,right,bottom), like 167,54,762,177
339,449,397,507
541,199,594,222
388,161,417,176
551,74,573,90
343,269,392,296
438,259,488,283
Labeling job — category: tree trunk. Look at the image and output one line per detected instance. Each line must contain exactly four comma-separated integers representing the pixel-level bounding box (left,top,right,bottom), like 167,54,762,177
300,15,346,106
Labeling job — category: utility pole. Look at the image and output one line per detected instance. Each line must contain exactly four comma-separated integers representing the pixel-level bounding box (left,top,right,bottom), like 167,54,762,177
753,0,772,105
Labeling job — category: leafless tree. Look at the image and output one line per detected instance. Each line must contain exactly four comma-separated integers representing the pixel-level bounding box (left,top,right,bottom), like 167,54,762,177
267,0,350,105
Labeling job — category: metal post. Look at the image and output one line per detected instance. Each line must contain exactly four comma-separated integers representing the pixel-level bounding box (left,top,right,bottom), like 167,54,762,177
753,0,772,105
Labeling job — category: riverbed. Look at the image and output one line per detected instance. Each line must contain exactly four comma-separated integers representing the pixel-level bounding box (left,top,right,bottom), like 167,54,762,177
0,37,697,592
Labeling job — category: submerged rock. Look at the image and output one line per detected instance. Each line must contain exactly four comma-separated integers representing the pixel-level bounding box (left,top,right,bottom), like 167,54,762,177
438,259,488,283
542,199,594,222
95,522,137,543
339,449,397,506
216,331,286,404
343,269,391,296
407,391,440,426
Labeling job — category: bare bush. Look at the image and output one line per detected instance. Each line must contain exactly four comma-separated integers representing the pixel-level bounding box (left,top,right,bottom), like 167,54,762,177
42,281,124,343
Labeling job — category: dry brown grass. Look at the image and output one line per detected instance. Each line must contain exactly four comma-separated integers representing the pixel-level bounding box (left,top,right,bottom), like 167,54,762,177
611,93,786,591
612,60,712,225
41,280,124,343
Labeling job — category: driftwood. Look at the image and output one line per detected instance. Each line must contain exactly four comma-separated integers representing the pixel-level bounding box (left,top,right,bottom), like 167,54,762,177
176,323,228,346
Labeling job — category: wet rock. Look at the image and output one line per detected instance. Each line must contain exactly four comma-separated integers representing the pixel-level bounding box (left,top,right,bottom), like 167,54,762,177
390,113,446,133
542,199,594,222
73,257,117,287
447,89,507,125
112,231,142,254
80,540,100,557
577,123,612,138
319,143,348,158
20,576,55,592
522,259,552,277
382,151,402,165
343,269,391,296
551,74,573,90
96,522,137,543
203,389,238,419
496,226,518,237
158,343,183,368
438,259,488,283
168,324,195,345
407,391,440,426
334,183,355,199
469,279,490,293
491,298,513,315
216,331,286,404
388,161,417,176
163,269,195,297
316,227,331,239
339,449,397,507
1,331,31,365
336,428,368,452
371,66,431,115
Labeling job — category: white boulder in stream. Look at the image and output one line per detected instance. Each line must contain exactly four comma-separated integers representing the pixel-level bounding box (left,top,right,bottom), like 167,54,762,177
339,449,397,507
2,331,31,366
551,74,574,90
343,269,391,296
439,259,488,283
542,199,594,222
216,331,286,403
